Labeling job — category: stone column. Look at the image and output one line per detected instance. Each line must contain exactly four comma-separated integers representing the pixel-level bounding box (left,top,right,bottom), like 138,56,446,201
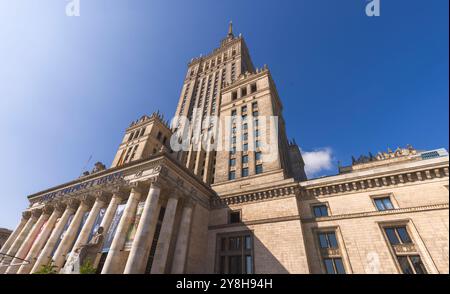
68,192,108,257
5,207,51,274
52,196,93,270
171,200,195,274
0,211,31,259
17,203,65,274
92,191,125,268
0,210,40,274
30,200,76,274
124,181,161,274
151,193,180,274
101,184,143,274
100,191,124,233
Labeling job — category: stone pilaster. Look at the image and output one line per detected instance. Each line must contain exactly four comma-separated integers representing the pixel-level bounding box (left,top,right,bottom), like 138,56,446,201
171,199,195,274
17,203,64,274
151,193,180,274
30,201,76,274
101,183,143,274
0,210,39,274
124,181,162,274
52,196,93,270
5,207,50,274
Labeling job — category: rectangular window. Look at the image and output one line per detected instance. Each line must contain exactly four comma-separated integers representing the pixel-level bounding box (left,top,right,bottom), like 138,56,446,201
318,232,338,249
229,171,236,180
231,109,237,117
382,225,427,274
384,227,412,245
241,87,247,97
229,211,241,224
255,164,263,174
241,105,247,113
316,229,346,274
255,152,262,161
250,83,257,93
252,111,259,117
374,197,395,211
216,232,253,274
242,133,248,141
242,155,249,164
232,91,238,101
324,258,346,274
242,168,249,177
229,158,236,167
255,130,260,137
313,205,329,217
243,143,249,152
255,140,261,148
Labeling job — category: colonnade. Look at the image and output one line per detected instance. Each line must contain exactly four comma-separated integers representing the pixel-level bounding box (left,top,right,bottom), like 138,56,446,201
0,179,196,274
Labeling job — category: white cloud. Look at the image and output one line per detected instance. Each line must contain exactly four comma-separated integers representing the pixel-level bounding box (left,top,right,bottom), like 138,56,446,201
301,147,334,178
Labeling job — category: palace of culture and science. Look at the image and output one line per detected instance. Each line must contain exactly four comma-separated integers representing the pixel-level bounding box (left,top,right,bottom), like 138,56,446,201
0,24,448,274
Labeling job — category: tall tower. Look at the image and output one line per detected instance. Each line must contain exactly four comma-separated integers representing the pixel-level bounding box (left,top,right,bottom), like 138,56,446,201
172,22,255,184
172,23,307,193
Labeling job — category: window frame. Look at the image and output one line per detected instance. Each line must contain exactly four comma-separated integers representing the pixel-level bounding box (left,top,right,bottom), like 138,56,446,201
311,203,330,218
215,231,255,274
378,220,434,274
370,194,398,211
228,210,242,224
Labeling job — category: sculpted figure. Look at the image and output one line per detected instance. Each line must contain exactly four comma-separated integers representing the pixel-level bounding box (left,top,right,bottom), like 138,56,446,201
78,227,104,267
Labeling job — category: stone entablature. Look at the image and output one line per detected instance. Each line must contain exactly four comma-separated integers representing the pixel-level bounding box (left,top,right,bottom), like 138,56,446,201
300,157,449,198
28,154,216,209
211,183,299,208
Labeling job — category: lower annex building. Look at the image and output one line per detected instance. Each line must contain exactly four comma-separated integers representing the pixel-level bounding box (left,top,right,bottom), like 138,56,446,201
0,24,448,274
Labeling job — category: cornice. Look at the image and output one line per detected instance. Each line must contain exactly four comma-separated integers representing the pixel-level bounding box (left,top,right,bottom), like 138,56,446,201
210,183,299,208
300,165,449,199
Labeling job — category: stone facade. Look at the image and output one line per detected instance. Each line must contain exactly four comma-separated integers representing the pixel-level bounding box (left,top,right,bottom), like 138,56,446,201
1,24,448,274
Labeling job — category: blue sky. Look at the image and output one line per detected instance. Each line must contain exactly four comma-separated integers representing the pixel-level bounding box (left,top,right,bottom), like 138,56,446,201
0,0,448,229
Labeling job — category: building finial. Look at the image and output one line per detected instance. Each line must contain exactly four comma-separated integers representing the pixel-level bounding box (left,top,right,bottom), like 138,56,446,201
228,21,233,37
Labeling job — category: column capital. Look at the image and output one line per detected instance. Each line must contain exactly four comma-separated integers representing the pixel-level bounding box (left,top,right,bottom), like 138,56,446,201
183,196,196,209
80,194,95,208
66,198,80,210
22,211,32,220
94,190,111,203
54,201,67,213
31,208,43,218
42,204,54,215
128,181,145,194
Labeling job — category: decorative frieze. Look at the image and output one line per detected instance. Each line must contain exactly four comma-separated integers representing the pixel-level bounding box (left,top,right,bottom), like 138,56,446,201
211,185,298,208
301,166,449,199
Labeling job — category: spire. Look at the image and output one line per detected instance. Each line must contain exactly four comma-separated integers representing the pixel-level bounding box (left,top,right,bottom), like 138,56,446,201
227,21,234,37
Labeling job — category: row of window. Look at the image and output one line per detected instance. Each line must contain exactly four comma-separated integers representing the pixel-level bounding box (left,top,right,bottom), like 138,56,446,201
127,127,146,142
229,152,263,167
228,165,263,180
217,224,428,274
188,47,237,77
231,83,257,101
311,195,396,218
231,101,258,117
